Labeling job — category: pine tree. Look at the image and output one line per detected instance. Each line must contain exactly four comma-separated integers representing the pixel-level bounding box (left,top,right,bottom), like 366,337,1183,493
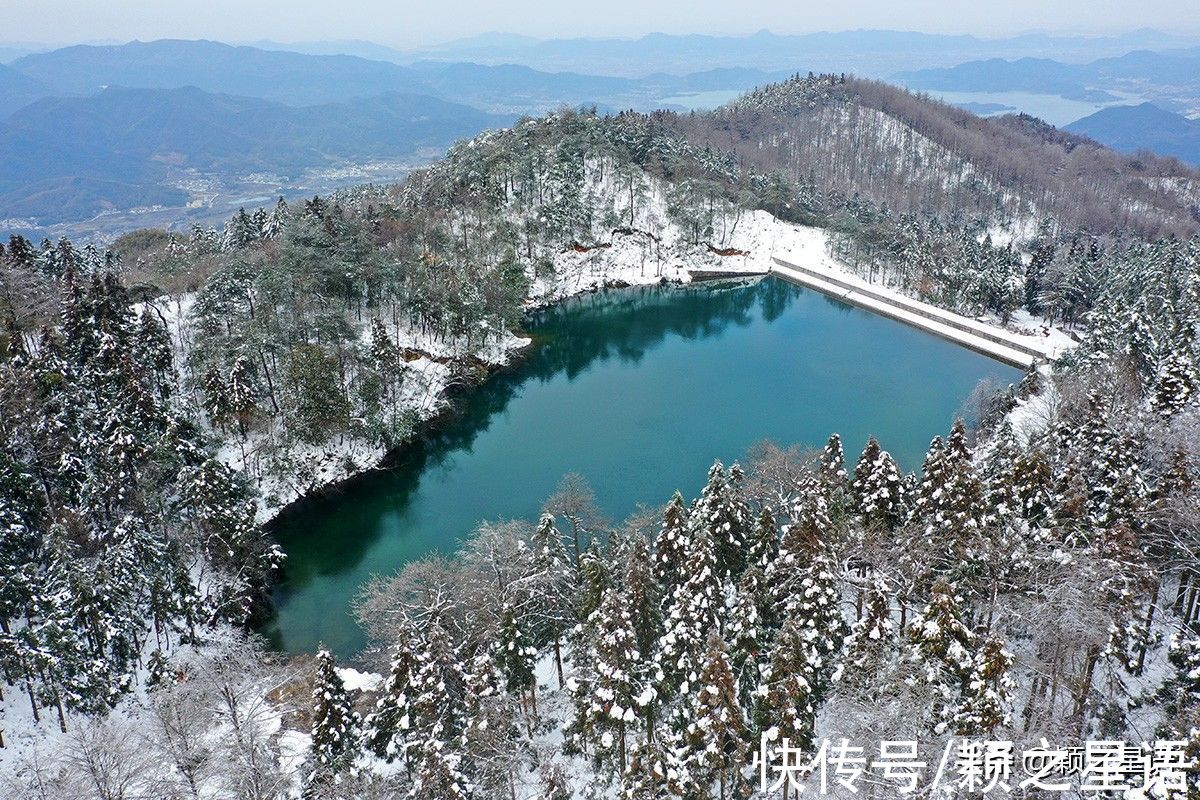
981,421,1021,524
309,646,361,782
657,520,722,700
569,586,643,772
365,631,422,764
623,536,663,734
495,604,537,717
852,437,907,530
1151,353,1196,416
692,461,751,581
1011,444,1054,524
684,633,749,800
227,356,258,438
528,513,572,687
745,507,779,573
773,549,847,702
622,740,685,799
835,580,896,693
410,738,473,800
654,491,690,602
906,580,976,735
955,631,1015,736
819,432,848,490
756,616,816,750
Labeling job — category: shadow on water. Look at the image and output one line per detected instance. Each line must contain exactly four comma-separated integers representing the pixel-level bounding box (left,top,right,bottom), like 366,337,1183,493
259,277,1018,655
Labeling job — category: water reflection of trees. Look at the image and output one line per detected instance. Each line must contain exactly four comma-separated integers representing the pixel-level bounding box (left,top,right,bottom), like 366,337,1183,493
265,278,798,601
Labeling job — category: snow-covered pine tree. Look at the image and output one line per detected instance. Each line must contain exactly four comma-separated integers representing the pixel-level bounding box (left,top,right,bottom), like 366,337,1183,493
683,633,749,800
835,580,896,693
852,436,907,530
528,513,573,687
779,475,831,558
692,460,752,581
571,586,644,772
622,740,685,799
226,356,258,438
309,646,361,783
623,535,663,733
462,650,524,797
776,548,847,703
981,421,1021,524
577,541,611,622
745,507,779,574
657,517,722,705
365,630,422,764
755,615,816,751
1150,352,1197,416
1157,630,1200,797
905,580,976,735
654,491,690,600
954,631,1015,736
1011,443,1055,525
410,738,473,800
818,432,849,511
727,566,766,709
495,604,538,715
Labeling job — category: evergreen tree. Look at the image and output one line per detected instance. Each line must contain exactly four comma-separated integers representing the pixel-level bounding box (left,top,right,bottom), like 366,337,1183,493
683,633,749,800
692,461,751,581
622,740,685,799
955,631,1015,736
1152,352,1197,416
745,507,779,573
309,646,361,782
528,514,573,687
835,580,896,693
654,492,690,602
410,738,473,800
657,521,722,700
756,616,816,749
906,580,976,735
852,437,907,530
365,631,422,764
568,587,644,772
495,604,537,714
226,356,258,438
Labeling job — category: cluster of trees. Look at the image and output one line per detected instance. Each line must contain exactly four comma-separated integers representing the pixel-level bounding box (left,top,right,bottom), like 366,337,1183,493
283,342,1199,796
0,264,280,733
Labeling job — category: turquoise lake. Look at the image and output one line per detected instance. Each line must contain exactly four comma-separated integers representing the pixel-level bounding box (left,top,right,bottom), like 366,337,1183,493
260,277,1020,655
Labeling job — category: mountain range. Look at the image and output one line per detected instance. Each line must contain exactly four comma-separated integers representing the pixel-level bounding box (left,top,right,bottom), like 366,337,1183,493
2,33,1200,235
898,49,1200,111
0,86,511,223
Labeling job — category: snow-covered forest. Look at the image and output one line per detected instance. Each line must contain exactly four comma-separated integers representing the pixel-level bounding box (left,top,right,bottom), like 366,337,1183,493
1,74,1200,797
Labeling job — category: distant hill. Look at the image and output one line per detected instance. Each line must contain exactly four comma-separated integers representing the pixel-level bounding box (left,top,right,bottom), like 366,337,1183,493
898,50,1200,104
1066,103,1200,166
896,57,1115,101
0,63,49,111
407,61,638,111
407,28,1200,77
10,39,432,105
663,75,1200,237
0,85,512,223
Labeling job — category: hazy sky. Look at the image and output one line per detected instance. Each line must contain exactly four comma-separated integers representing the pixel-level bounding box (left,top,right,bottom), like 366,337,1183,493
5,0,1198,48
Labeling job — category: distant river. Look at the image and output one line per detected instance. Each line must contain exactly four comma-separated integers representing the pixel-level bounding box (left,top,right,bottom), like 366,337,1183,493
259,277,1019,655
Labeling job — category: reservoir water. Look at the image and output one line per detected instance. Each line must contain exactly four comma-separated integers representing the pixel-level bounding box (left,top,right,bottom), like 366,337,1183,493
260,277,1020,655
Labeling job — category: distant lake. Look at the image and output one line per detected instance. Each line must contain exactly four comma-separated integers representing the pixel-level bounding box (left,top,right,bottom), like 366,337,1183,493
259,277,1020,655
922,89,1126,126
657,89,745,110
